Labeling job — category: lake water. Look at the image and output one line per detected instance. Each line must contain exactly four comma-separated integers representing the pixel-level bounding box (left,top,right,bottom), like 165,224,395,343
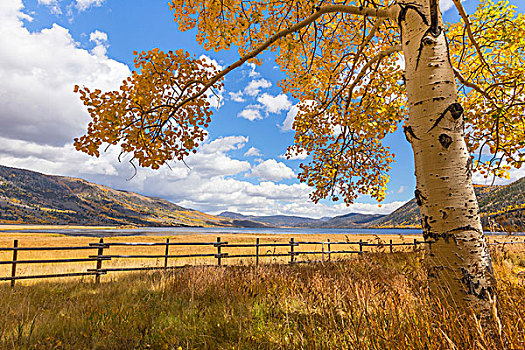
0,226,423,237
0,226,521,237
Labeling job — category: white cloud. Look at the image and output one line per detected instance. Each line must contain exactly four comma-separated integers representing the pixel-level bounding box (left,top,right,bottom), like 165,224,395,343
229,91,245,102
472,166,525,186
440,0,463,12
89,30,108,57
238,108,262,121
0,1,130,147
250,159,295,181
0,137,119,177
89,30,107,44
75,0,105,11
244,147,262,157
244,78,271,96
246,62,260,78
37,0,61,14
280,105,299,131
257,93,292,114
397,185,405,194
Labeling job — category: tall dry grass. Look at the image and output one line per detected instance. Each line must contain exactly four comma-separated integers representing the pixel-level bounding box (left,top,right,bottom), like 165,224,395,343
0,245,524,349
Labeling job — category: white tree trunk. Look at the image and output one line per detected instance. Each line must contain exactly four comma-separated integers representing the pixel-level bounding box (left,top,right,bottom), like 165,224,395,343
398,0,495,312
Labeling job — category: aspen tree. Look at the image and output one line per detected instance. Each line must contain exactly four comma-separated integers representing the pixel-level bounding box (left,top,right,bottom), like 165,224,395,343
75,0,525,315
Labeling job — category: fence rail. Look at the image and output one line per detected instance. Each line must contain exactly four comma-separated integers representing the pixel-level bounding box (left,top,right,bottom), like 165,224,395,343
1,237,523,286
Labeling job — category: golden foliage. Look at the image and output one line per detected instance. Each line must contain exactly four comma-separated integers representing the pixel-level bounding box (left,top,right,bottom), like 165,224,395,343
448,0,525,178
75,0,524,204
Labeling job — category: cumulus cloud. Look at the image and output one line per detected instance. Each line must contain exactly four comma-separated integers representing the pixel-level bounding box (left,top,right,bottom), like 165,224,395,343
250,159,296,181
257,93,292,114
229,91,245,102
37,0,61,14
238,108,262,121
0,1,130,147
76,0,105,11
397,185,405,194
89,30,108,57
244,78,271,96
244,147,262,157
246,62,260,78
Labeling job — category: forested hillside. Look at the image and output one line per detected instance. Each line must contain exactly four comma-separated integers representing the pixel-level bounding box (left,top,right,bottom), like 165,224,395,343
370,177,525,231
0,165,247,227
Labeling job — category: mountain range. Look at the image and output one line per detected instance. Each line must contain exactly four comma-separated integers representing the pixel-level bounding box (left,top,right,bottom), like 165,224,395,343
218,211,385,228
0,165,265,227
370,177,525,231
0,164,523,231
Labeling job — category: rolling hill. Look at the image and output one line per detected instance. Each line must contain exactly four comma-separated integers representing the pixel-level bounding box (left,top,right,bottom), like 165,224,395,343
0,165,264,227
369,177,525,231
219,211,385,228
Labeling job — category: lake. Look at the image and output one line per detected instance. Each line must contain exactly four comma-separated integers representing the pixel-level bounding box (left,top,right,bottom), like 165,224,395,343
0,226,422,237
0,226,521,237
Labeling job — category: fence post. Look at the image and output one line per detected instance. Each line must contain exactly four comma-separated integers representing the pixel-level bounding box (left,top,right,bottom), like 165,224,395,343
327,239,331,262
359,239,363,255
413,238,417,252
216,237,222,266
95,238,104,284
390,239,393,253
322,242,325,263
11,240,18,288
255,238,259,266
164,238,170,269
289,238,295,264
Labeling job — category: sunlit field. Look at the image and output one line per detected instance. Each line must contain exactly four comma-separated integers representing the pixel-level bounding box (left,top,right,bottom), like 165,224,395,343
0,231,524,349
0,232,425,284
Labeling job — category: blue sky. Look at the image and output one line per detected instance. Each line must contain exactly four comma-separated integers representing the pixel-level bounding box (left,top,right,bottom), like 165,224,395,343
0,0,523,218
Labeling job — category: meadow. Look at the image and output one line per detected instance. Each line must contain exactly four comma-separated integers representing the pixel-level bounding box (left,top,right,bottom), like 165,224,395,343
0,232,423,282
0,231,524,349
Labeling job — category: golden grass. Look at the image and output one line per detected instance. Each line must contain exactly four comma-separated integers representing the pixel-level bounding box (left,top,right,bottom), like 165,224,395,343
0,246,524,349
0,233,424,285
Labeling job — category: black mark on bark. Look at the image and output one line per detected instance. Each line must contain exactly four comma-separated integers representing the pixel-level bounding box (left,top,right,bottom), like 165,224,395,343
438,133,453,149
466,157,473,179
444,34,453,67
422,215,433,239
397,3,428,36
428,103,464,132
447,225,482,234
403,125,420,143
415,189,426,206
460,267,493,300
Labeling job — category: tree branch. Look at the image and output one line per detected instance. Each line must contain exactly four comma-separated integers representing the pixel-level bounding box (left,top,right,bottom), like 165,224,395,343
172,4,399,112
452,66,499,108
344,44,402,113
452,0,493,74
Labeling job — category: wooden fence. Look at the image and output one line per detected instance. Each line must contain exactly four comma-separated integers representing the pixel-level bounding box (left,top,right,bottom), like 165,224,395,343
0,237,523,286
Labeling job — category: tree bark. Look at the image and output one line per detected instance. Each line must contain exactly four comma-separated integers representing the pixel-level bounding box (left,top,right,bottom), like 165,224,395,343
398,0,495,314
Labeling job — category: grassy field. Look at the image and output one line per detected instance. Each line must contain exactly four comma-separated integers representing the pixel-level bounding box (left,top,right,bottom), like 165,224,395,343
0,237,524,349
0,232,426,283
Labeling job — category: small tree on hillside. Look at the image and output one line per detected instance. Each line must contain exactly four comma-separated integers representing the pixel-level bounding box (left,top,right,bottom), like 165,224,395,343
74,0,525,316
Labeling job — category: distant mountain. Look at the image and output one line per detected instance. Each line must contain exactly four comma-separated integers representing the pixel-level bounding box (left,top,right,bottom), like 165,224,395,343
219,212,320,226
323,212,385,227
369,177,525,231
0,165,262,227
219,211,385,228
